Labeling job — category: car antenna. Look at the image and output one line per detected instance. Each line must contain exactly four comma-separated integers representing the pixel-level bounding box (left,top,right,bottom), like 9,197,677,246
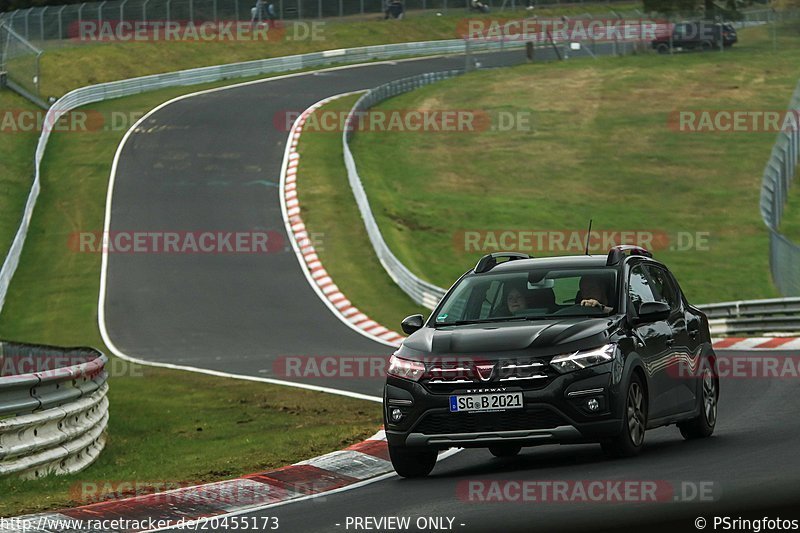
584,219,593,255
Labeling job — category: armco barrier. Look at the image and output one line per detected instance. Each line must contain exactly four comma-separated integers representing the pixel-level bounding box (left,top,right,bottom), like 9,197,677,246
760,79,800,296
0,343,108,478
702,297,800,336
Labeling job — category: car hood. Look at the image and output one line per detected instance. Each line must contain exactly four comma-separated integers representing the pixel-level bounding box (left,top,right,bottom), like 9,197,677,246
398,317,616,359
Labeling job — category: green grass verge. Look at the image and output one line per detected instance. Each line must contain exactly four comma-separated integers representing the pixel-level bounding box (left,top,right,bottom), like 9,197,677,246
37,3,641,97
344,24,800,306
0,77,380,517
295,95,426,330
0,92,40,264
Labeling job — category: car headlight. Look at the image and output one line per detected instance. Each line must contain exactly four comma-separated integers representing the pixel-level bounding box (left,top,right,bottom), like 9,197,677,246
550,344,616,374
387,354,426,381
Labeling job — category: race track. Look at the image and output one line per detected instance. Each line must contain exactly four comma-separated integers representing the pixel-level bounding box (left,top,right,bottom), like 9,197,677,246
102,51,527,397
167,350,800,532
103,47,800,532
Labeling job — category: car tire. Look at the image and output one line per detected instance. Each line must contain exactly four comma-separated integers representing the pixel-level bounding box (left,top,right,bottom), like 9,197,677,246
388,445,438,478
701,40,713,51
656,43,669,54
489,444,522,458
678,365,718,440
601,373,647,458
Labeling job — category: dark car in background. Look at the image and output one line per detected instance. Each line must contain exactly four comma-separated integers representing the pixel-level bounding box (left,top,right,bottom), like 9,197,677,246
383,246,719,478
652,21,738,53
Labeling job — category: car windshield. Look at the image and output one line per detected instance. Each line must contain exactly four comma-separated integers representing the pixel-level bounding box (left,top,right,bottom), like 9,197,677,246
434,267,618,326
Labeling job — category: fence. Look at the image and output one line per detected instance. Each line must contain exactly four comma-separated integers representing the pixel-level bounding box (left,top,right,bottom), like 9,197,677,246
760,79,800,296
0,21,43,104
0,0,617,43
0,342,108,478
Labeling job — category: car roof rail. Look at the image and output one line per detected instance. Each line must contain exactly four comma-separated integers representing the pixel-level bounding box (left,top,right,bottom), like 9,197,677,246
474,252,530,274
606,245,653,266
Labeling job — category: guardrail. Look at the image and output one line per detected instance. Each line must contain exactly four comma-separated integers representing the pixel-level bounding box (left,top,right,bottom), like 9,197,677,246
342,71,461,309
701,297,800,336
760,79,800,297
0,342,108,478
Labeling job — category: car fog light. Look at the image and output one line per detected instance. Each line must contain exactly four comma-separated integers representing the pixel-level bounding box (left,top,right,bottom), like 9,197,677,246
390,408,403,422
587,399,600,412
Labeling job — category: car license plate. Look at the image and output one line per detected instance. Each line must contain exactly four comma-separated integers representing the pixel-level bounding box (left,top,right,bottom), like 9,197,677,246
449,392,523,413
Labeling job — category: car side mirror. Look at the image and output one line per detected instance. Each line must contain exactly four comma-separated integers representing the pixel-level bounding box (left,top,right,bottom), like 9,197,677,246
633,301,671,325
401,314,425,335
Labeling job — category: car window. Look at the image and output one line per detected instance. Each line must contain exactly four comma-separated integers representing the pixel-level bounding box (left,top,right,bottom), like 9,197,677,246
434,267,618,325
645,265,680,311
628,264,656,314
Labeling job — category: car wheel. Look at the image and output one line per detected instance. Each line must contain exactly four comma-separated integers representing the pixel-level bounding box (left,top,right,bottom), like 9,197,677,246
656,43,669,54
678,366,718,440
489,444,522,458
701,40,713,51
388,444,438,478
601,374,647,458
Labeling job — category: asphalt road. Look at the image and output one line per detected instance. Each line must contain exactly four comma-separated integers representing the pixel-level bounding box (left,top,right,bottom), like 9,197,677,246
103,50,529,397
105,44,800,532
165,350,800,532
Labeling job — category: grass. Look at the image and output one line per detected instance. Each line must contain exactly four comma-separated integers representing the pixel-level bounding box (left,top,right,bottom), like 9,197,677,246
0,92,40,263
343,23,800,306
33,3,642,98
295,95,426,330
0,77,379,517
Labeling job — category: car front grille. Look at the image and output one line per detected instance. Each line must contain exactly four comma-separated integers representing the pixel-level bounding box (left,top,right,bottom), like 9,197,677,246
421,358,554,393
413,408,566,435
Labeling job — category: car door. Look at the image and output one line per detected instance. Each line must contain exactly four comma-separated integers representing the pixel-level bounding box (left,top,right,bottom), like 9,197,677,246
646,265,696,414
627,263,674,420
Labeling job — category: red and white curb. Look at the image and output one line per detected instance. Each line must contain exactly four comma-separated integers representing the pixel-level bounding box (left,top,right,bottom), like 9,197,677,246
4,431,393,532
280,93,406,348
712,337,800,350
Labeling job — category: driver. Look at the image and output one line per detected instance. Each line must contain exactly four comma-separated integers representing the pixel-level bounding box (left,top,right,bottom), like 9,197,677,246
579,274,613,313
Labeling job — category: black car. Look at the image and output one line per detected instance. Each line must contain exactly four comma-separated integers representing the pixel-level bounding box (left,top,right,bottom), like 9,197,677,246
652,21,738,53
383,246,719,478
